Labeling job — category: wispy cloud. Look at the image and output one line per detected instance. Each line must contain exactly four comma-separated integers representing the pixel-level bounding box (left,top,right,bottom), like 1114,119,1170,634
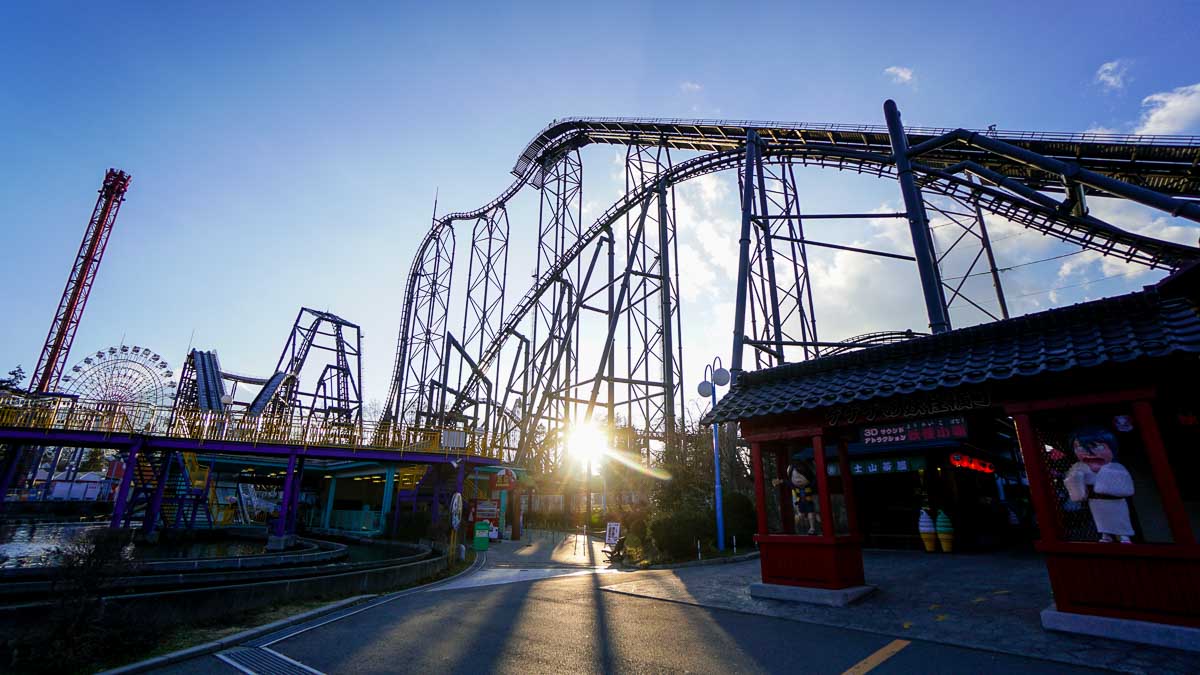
679,81,702,93
1094,60,1130,92
1135,83,1200,134
884,66,914,85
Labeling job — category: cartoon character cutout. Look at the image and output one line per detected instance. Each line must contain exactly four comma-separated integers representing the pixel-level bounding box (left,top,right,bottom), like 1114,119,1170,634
772,460,820,535
1063,427,1135,543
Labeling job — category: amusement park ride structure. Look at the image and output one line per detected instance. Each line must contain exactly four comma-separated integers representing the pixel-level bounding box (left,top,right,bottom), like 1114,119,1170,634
386,103,1200,472
3,102,1200,533
31,169,131,395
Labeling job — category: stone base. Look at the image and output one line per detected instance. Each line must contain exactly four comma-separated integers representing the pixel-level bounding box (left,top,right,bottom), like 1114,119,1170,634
1041,604,1200,653
750,581,875,607
266,534,296,552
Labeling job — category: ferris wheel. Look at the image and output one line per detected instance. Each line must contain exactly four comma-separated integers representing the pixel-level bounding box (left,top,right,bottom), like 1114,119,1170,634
60,344,177,408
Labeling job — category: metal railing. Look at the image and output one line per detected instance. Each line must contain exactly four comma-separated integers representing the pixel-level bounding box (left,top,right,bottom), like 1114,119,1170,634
0,395,502,459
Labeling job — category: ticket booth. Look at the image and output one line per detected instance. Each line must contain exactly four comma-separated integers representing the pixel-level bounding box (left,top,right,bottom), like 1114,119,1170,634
709,269,1200,649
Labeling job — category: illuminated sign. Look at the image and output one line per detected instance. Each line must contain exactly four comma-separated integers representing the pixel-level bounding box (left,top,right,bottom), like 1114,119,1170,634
949,453,995,474
836,456,927,476
860,417,967,446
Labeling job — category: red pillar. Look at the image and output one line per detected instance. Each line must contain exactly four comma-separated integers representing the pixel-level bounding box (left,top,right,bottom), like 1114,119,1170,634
1133,401,1196,545
837,438,860,537
812,436,835,539
1011,413,1062,543
775,448,795,534
751,442,768,536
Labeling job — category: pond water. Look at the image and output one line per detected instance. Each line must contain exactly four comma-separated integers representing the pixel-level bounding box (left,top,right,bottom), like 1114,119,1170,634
0,522,418,568
0,522,103,568
0,522,271,567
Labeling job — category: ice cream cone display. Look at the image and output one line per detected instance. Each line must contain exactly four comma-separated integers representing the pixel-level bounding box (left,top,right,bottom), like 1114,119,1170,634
918,509,937,552
936,511,954,553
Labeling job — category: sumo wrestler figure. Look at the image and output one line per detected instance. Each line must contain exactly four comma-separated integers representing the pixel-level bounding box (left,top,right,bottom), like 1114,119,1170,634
1063,427,1135,543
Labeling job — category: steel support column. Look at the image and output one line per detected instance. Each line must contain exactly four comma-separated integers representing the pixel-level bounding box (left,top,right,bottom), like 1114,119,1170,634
287,457,305,535
109,441,141,529
323,477,336,529
381,466,396,517
0,446,25,511
621,140,684,464
275,454,298,538
731,131,761,380
884,100,951,333
143,451,172,535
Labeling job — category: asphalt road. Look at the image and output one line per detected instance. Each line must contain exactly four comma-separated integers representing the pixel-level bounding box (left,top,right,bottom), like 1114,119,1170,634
153,535,1095,674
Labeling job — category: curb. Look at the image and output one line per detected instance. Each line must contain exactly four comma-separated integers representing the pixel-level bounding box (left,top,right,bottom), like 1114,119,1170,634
643,550,759,570
99,594,375,675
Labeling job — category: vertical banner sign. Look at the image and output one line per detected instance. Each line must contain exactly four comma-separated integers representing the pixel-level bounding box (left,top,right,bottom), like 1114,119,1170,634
605,522,621,545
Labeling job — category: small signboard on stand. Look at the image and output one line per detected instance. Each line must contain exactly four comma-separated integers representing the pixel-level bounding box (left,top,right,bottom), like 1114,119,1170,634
605,522,621,546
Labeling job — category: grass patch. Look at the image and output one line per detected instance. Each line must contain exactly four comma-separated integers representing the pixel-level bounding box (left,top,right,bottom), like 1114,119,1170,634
144,599,334,657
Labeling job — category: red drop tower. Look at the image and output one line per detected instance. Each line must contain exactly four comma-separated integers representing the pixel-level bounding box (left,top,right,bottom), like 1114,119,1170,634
31,169,132,394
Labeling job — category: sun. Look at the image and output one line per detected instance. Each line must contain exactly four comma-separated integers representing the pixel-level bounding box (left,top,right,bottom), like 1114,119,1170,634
566,420,608,466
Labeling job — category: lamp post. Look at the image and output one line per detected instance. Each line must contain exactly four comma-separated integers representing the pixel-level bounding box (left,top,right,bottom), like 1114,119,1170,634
698,358,731,551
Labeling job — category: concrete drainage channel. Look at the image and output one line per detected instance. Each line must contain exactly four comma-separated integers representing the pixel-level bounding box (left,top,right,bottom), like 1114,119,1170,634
100,551,486,675
0,544,454,652
0,540,432,598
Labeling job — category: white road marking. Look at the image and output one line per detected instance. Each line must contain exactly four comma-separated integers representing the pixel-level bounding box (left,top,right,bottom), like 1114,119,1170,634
261,646,327,674
213,652,256,675
428,565,620,592
260,551,488,647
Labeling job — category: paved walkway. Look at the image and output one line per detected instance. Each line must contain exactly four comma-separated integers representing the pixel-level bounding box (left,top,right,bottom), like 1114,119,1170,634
602,549,1200,674
482,528,609,569
153,549,1093,675
145,540,1200,674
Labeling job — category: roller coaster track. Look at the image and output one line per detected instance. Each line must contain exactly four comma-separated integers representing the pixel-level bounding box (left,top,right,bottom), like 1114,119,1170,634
383,110,1200,463
513,117,1200,197
450,143,1200,415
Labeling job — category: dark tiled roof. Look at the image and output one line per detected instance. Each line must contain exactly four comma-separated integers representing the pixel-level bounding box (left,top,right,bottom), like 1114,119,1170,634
707,287,1200,424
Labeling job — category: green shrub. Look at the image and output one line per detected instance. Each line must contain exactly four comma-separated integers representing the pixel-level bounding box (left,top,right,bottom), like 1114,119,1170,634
620,504,650,543
648,507,714,561
721,491,757,549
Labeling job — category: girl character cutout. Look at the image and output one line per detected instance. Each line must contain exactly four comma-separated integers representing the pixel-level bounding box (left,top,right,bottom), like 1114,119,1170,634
1063,427,1136,543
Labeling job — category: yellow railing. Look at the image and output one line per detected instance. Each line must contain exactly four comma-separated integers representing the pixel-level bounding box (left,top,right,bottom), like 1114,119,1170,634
0,396,502,460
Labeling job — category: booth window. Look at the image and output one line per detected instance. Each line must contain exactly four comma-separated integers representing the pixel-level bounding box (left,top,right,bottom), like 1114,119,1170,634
763,440,824,536
823,441,852,536
1156,403,1200,542
1032,404,1173,544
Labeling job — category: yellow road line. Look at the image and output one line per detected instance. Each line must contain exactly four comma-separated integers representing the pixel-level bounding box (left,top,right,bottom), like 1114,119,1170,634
842,639,911,675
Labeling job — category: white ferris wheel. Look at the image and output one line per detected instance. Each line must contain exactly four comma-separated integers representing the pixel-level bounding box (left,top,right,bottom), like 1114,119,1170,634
60,344,177,407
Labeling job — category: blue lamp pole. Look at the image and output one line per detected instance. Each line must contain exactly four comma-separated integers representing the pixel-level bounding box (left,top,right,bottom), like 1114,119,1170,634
699,358,731,551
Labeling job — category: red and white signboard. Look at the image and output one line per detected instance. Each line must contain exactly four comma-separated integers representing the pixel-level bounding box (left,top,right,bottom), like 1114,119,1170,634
474,499,500,523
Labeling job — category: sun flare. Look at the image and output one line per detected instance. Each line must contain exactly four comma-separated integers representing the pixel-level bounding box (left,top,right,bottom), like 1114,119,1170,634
565,421,608,466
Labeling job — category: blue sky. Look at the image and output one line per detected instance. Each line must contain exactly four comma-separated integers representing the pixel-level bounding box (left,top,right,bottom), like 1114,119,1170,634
2,2,1199,419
